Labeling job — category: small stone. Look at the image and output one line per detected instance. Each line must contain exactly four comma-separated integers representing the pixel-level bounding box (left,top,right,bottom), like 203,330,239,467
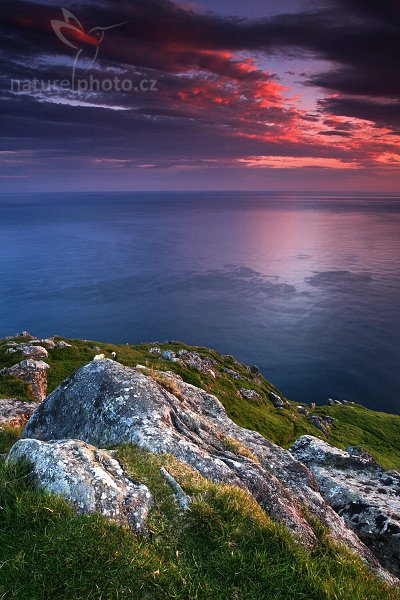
222,368,241,380
268,392,290,409
56,341,72,348
239,388,260,401
309,415,330,436
41,339,56,349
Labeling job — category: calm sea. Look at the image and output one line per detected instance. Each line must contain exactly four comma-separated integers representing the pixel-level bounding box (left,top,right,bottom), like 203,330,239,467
0,192,399,413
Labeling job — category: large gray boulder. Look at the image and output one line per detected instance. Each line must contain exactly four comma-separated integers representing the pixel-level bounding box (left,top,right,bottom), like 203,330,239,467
21,359,397,583
290,435,400,577
7,438,152,533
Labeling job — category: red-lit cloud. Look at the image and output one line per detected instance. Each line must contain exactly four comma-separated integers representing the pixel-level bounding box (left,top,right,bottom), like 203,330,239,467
0,0,398,191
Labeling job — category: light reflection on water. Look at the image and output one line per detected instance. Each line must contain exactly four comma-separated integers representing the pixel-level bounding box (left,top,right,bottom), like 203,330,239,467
0,192,399,413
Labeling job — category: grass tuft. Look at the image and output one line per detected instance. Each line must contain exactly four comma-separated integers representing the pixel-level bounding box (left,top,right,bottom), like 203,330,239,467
0,445,398,600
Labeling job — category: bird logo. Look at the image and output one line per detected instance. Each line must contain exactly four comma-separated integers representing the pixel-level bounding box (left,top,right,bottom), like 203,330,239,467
51,8,128,75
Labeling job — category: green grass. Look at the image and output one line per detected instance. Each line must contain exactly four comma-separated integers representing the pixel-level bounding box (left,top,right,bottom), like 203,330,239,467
0,376,34,402
1,336,400,470
0,445,399,600
0,426,22,454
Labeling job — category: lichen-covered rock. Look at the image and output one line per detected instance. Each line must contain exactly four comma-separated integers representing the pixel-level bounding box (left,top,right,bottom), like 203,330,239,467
222,368,241,380
40,339,56,350
269,392,290,409
0,360,49,402
239,388,260,401
148,347,161,354
290,435,400,577
17,331,36,340
17,345,49,360
7,439,153,533
56,341,72,348
308,415,330,436
22,359,396,583
161,349,217,377
0,398,37,428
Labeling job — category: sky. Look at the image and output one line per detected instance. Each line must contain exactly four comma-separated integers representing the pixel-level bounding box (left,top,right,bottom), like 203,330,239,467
0,0,399,192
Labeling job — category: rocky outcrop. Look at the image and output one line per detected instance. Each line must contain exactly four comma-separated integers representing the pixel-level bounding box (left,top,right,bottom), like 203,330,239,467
7,439,153,533
290,436,400,577
0,360,49,402
158,349,217,378
0,398,37,428
21,358,396,583
17,331,36,341
17,345,49,360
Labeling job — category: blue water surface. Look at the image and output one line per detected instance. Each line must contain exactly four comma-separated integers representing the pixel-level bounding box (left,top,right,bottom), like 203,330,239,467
0,191,399,413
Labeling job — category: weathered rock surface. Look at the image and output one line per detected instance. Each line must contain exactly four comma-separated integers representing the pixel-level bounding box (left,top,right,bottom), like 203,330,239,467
290,436,400,577
7,439,152,533
239,388,260,401
308,415,330,436
17,331,36,340
268,391,291,409
17,345,49,360
56,341,72,348
22,359,396,583
222,367,241,380
0,360,49,402
0,398,37,428
160,349,217,378
40,339,56,350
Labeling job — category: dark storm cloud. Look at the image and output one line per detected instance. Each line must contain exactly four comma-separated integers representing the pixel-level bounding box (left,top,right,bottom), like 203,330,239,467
318,130,352,138
2,0,398,93
319,97,400,129
0,0,398,183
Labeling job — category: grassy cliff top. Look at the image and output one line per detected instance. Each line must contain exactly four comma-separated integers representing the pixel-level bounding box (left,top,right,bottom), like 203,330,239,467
1,335,399,471
1,335,400,599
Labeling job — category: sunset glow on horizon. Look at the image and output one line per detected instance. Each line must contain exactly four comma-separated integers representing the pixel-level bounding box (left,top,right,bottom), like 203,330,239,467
0,0,399,192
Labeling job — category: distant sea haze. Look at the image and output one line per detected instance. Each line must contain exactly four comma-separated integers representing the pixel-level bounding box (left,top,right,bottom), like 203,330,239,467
0,191,399,414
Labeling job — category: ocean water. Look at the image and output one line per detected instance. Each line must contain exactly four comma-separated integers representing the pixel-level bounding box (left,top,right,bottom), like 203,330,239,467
0,191,399,414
